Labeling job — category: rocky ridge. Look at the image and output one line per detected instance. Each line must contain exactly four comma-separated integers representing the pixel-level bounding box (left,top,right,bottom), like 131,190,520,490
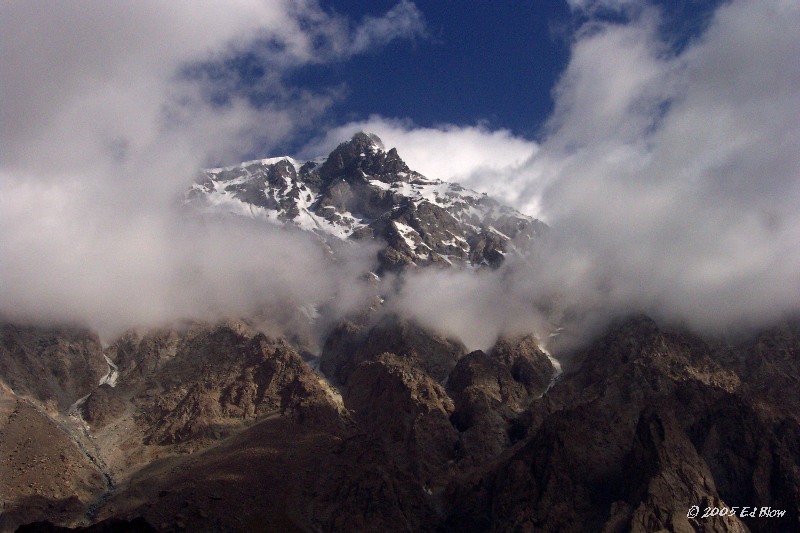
188,132,545,271
3,315,800,532
445,317,800,533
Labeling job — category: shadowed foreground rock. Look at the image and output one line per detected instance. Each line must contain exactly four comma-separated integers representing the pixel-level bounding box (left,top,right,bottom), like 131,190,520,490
15,517,156,533
4,317,800,532
444,317,800,533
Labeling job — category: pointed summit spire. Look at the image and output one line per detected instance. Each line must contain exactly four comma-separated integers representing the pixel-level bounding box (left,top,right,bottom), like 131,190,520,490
345,131,385,152
363,132,385,150
318,132,410,183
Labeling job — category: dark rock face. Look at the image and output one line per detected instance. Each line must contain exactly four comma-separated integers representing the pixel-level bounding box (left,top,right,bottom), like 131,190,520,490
345,352,459,483
303,435,439,533
8,317,800,532
0,323,107,411
444,317,800,533
102,324,343,445
444,336,555,466
320,315,466,385
15,517,157,533
141,334,340,445
80,385,125,429
317,132,411,184
188,132,546,271
490,334,556,397
447,350,523,462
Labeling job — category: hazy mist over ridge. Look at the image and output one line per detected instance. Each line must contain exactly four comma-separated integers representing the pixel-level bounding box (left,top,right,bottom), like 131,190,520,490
2,0,799,354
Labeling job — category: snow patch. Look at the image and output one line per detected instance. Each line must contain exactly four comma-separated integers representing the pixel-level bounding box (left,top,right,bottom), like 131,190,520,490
206,156,303,174
393,220,419,251
98,354,119,387
299,304,320,321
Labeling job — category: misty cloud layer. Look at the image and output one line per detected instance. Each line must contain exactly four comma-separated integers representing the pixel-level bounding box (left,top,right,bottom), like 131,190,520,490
2,0,799,356
381,0,800,351
538,0,800,332
0,1,416,339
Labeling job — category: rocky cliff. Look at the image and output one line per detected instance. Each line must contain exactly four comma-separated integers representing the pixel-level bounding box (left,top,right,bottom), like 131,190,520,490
3,316,800,531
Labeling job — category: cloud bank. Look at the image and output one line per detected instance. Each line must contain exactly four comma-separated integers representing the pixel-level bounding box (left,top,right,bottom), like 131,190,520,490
536,0,800,332
0,1,419,339
381,0,800,350
2,0,798,356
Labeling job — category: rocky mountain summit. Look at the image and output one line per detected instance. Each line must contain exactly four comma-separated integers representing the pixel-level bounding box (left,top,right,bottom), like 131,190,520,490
188,132,545,271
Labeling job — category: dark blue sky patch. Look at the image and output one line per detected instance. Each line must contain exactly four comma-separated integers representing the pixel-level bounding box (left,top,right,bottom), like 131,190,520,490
652,0,729,52
315,0,573,139
181,0,729,157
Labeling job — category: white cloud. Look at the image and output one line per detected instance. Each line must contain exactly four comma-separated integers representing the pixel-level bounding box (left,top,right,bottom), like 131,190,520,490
386,267,551,351
350,1,426,54
0,1,426,177
532,0,800,335
544,15,674,150
0,1,420,339
366,0,800,351
2,0,798,355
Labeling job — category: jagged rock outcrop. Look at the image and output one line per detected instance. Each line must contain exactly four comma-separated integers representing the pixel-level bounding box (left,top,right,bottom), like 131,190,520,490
8,317,800,532
491,334,556,397
0,324,107,411
444,317,800,533
320,315,466,385
68,322,342,448
79,385,125,429
437,335,555,465
138,329,342,445
103,328,181,391
1,320,351,532
345,352,459,483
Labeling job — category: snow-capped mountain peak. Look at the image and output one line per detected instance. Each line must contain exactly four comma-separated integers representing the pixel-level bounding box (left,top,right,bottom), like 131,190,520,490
188,133,545,271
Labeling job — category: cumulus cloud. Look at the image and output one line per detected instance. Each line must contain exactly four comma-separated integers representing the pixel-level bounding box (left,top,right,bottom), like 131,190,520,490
373,0,800,352
532,0,800,334
0,1,418,339
0,1,426,176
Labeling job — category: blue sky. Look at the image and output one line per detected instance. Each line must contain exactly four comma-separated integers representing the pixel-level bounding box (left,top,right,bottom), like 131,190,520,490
204,0,726,152
297,1,572,139
305,0,722,139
